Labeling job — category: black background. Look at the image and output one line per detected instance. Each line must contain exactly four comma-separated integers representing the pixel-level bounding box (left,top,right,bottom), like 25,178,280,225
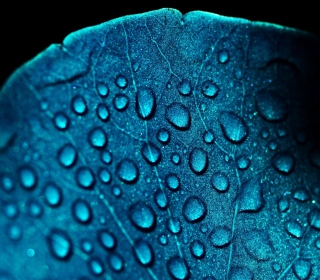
0,2,319,87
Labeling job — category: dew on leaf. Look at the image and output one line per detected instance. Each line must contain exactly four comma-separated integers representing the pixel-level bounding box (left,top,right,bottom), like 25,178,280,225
189,148,208,174
71,95,87,115
18,166,37,190
98,168,112,184
201,80,219,98
97,230,117,251
284,220,303,238
53,112,69,130
97,83,109,97
7,223,22,241
0,174,14,192
203,130,215,144
277,196,289,212
183,196,207,223
154,189,168,209
115,74,128,89
209,226,231,248
165,174,180,191
4,203,19,219
218,49,229,64
236,155,250,170
166,102,191,130
166,256,189,280
107,252,124,272
44,184,62,207
72,199,92,224
129,202,156,232
136,88,156,119
157,128,170,144
88,257,104,277
133,239,154,266
113,94,129,111
211,172,229,193
272,151,295,174
171,153,181,165
116,159,139,184
219,111,248,143
47,229,72,260
80,239,93,254
75,167,95,189
190,240,205,259
177,79,192,96
293,188,310,202
238,179,264,212
141,142,161,165
167,217,181,234
101,150,112,164
27,200,43,218
96,104,110,122
58,144,77,168
88,127,108,149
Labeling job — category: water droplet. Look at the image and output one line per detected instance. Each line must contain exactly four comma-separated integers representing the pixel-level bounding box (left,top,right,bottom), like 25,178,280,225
293,259,312,280
211,172,229,193
117,159,139,184
157,128,170,145
72,199,92,224
177,79,192,96
201,80,219,98
44,184,62,207
293,188,310,202
167,217,181,234
218,49,229,64
107,252,124,272
309,146,320,169
236,155,251,170
4,203,19,219
27,200,43,218
27,249,35,257
71,95,87,115
115,74,128,89
189,148,208,174
183,196,207,223
272,262,282,273
57,144,77,168
158,234,168,245
190,240,205,259
238,179,264,212
284,220,303,238
210,226,231,248
136,88,156,119
129,202,156,231
75,167,95,189
167,256,189,280
166,102,191,130
268,141,278,151
165,174,180,192
260,128,269,139
242,230,273,261
53,112,69,131
230,267,254,280
133,239,154,266
112,185,122,197
18,166,37,190
97,83,109,97
219,111,248,144
315,237,320,249
171,153,181,165
255,90,287,122
272,151,295,174
154,189,168,209
308,209,320,230
98,230,116,250
203,130,215,144
7,223,22,241
113,94,129,111
98,168,112,184
0,174,14,192
277,127,287,138
141,142,161,165
277,196,289,212
80,239,93,254
96,104,110,122
88,257,104,276
47,229,72,260
101,150,112,164
88,127,108,149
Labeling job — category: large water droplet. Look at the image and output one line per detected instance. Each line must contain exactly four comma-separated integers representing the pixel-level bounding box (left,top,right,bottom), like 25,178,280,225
97,83,109,97
189,148,208,174
57,144,77,168
255,90,287,122
238,179,264,212
167,217,181,234
88,257,104,277
88,127,108,149
97,230,116,250
44,184,62,207
209,226,231,247
115,74,128,89
154,189,168,209
201,80,219,98
183,196,207,223
293,259,312,280
284,220,303,238
272,151,295,174
47,229,72,260
18,166,37,190
165,174,180,191
117,159,139,184
133,239,154,266
136,88,156,119
308,209,320,230
96,104,110,122
211,172,229,193
190,240,205,259
177,79,192,96
75,167,95,189
129,202,156,232
113,94,129,111
218,49,229,64
72,199,92,224
53,112,69,131
242,230,273,261
141,142,161,165
219,111,248,143
157,128,170,145
107,252,124,272
71,95,87,115
166,256,189,280
166,102,191,130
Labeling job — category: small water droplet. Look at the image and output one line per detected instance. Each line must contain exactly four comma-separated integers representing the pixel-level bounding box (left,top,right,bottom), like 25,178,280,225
284,220,303,238
80,239,93,254
133,239,154,266
18,166,37,190
190,240,205,259
201,80,219,98
101,150,112,164
72,199,92,224
47,229,72,260
268,141,278,151
210,226,231,247
211,172,229,193
157,128,170,145
58,144,77,168
0,174,14,192
136,88,156,119
112,185,122,197
88,127,108,149
154,189,168,209
308,209,320,230
165,174,180,192
113,94,129,111
177,79,192,96
141,142,161,165
71,95,87,115
44,184,62,207
203,130,215,144
4,203,19,219
183,196,207,223
293,259,312,280
277,196,289,212
88,257,104,276
166,102,191,130
107,252,124,272
7,223,22,241
277,127,287,138
115,74,128,89
53,112,69,131
129,202,156,232
27,249,35,257
272,151,295,174
167,217,181,234
293,188,310,202
75,167,95,189
217,49,229,64
238,179,264,212
27,200,43,218
96,104,110,122
171,153,181,165
98,230,117,250
158,234,168,245
189,148,208,174
272,262,282,273
167,256,189,280
97,83,109,97
260,128,269,139
236,155,251,170
117,159,139,184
